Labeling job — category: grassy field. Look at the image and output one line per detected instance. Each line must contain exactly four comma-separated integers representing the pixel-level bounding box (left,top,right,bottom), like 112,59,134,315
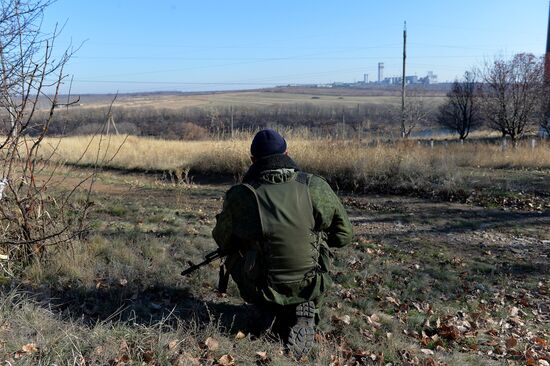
39,135,550,209
68,90,444,111
0,167,548,365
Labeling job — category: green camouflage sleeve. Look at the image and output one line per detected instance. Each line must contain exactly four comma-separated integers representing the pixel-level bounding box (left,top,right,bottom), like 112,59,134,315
309,175,353,248
212,184,261,254
212,192,234,254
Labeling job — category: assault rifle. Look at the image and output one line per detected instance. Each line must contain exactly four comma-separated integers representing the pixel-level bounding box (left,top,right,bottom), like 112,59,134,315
181,249,231,293
181,249,223,276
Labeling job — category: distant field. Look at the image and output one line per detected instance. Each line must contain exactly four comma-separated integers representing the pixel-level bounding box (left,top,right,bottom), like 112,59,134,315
38,135,550,210
68,90,445,111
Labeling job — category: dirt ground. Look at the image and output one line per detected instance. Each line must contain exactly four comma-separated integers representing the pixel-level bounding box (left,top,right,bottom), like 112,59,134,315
1,170,549,365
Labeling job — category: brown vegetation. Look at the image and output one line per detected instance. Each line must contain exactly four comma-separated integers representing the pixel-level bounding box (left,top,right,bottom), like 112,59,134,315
37,135,550,205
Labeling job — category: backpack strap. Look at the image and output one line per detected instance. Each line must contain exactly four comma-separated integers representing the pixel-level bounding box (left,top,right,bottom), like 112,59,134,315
245,180,262,190
295,171,311,186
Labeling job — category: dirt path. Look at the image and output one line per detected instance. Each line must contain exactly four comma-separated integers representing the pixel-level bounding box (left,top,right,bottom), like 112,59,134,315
344,195,550,270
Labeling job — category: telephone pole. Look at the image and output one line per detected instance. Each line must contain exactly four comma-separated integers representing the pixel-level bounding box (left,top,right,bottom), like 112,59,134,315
544,1,550,82
230,105,234,139
401,21,407,138
106,113,119,135
341,108,346,139
545,1,550,128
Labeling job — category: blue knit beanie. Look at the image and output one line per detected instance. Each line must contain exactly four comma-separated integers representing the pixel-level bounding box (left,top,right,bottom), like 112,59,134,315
250,129,287,158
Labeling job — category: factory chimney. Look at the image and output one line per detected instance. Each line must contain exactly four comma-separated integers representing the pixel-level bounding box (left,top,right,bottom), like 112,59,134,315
363,73,368,83
378,62,384,83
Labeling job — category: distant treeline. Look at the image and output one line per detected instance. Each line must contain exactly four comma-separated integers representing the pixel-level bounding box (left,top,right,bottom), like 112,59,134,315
9,102,437,139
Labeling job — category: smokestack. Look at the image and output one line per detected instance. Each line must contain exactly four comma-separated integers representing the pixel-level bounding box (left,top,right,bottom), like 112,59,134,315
363,73,368,83
546,1,550,82
378,62,384,83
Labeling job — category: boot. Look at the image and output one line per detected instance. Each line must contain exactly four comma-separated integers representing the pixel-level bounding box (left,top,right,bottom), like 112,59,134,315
287,301,315,359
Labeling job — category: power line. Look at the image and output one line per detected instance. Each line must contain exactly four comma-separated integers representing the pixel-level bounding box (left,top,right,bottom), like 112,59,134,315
72,54,490,61
74,80,285,85
86,41,402,50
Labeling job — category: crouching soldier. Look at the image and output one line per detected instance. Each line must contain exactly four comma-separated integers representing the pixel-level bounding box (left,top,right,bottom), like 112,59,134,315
212,129,353,358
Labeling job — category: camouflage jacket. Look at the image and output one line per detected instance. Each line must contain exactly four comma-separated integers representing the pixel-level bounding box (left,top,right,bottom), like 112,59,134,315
212,154,353,305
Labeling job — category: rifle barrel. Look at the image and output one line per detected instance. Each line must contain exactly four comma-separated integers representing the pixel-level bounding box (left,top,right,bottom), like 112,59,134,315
181,250,222,276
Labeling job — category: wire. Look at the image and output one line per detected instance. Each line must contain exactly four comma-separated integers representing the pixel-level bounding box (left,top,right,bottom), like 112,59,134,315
72,54,487,61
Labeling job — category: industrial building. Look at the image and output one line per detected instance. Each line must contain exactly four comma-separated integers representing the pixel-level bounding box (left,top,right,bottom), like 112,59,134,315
377,70,437,85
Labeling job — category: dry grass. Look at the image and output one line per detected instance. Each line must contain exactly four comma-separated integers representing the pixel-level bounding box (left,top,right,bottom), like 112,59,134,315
41,135,550,171
2,166,547,365
72,91,420,110
37,135,550,198
0,288,310,365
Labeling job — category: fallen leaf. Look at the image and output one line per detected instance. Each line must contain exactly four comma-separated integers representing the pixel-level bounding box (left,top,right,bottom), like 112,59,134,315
21,343,38,354
115,354,130,365
420,349,434,355
119,340,129,353
509,316,524,326
172,352,200,366
509,306,519,317
235,331,246,340
424,356,436,366
505,337,517,349
204,337,219,351
386,296,400,306
256,351,271,363
339,315,351,325
217,354,235,366
167,340,179,351
119,278,128,286
367,314,381,328
142,350,154,363
329,354,343,366
332,314,351,325
439,324,461,341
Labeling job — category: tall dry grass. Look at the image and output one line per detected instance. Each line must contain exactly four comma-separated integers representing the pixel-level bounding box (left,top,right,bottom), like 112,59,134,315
37,135,550,194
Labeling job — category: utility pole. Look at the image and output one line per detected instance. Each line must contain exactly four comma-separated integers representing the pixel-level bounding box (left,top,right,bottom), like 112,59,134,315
545,0,550,83
341,108,346,140
545,1,550,131
230,105,234,139
106,113,119,135
401,21,407,139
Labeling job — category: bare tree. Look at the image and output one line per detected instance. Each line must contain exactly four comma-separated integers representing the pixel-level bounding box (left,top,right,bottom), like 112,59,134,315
401,95,430,138
437,71,482,140
480,53,546,143
0,0,87,265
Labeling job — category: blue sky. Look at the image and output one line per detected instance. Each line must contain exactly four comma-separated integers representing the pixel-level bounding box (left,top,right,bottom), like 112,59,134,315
42,0,549,94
